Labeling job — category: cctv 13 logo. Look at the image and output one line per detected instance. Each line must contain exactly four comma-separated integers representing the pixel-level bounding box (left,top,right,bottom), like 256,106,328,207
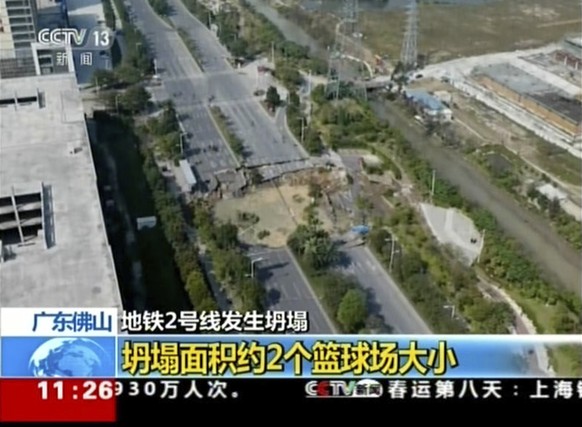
305,380,383,398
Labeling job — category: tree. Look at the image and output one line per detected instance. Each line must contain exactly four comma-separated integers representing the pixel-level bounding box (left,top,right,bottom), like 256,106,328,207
156,132,181,160
92,69,118,88
185,270,212,306
149,0,170,16
115,64,143,85
337,289,367,332
239,280,264,312
248,169,264,186
120,85,151,113
265,86,281,110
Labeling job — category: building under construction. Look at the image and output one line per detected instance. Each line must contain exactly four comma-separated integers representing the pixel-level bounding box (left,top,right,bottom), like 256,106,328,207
472,63,582,140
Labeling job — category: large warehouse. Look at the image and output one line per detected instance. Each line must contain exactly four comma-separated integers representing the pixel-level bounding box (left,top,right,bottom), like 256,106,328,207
472,63,582,139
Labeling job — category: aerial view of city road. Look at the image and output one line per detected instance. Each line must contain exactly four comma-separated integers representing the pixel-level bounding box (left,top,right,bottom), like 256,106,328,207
0,0,581,403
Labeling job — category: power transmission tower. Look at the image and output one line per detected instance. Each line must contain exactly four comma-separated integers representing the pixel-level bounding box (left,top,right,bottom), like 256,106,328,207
400,0,418,71
326,0,360,99
343,0,359,36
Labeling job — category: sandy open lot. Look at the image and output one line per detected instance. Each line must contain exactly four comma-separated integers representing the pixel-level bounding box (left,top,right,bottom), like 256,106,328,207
216,184,332,247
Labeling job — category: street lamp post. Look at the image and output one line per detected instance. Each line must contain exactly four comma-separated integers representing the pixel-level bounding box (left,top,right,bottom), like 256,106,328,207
179,132,187,155
250,257,264,278
385,236,400,272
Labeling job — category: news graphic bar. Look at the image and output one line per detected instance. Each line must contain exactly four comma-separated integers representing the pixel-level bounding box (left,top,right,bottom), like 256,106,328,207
113,378,580,420
0,379,116,423
116,335,581,378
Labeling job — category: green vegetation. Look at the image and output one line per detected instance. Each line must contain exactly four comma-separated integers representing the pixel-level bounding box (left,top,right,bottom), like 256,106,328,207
177,28,204,69
145,101,181,161
102,0,116,30
94,113,187,312
110,0,153,81
288,210,378,333
534,140,582,187
192,202,265,312
472,146,582,251
148,0,170,16
210,106,244,158
306,92,581,373
526,186,582,250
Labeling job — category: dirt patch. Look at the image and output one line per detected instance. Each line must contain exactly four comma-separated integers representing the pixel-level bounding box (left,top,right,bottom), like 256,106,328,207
215,184,332,247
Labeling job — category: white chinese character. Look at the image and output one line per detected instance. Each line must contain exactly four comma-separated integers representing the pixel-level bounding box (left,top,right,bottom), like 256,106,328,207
207,380,228,399
160,381,180,399
221,311,243,332
577,380,582,398
55,51,68,66
242,310,264,332
287,311,309,333
387,380,407,399
80,52,92,66
142,311,165,332
458,380,479,398
481,380,502,399
120,310,142,332
178,311,199,332
199,311,221,331
553,380,573,399
435,380,455,399
411,380,431,398
164,312,178,330
184,380,203,399
530,380,550,399
264,311,286,332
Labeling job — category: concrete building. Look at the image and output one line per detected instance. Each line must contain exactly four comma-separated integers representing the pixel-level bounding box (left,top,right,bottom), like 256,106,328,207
404,88,453,121
472,63,582,140
0,0,39,57
0,72,122,308
0,0,40,77
554,35,582,70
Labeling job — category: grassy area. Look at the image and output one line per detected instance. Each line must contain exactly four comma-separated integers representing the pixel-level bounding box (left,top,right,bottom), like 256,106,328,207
508,290,580,376
360,0,580,63
533,140,582,187
95,114,187,312
177,28,204,70
209,106,244,158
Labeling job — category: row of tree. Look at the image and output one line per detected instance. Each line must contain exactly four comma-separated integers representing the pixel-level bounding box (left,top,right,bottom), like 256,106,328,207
288,211,374,333
192,202,265,312
474,148,582,251
527,187,582,250
140,105,220,312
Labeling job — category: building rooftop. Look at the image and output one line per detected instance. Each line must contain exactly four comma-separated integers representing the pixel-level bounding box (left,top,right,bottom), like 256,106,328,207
473,63,560,96
474,62,582,124
530,92,582,124
405,89,445,111
0,72,122,309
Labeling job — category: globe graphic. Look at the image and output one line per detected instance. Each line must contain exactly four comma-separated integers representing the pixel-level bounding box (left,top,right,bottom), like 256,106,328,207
28,338,109,377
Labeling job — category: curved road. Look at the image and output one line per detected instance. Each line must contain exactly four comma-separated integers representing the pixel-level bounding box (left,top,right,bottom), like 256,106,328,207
371,100,581,297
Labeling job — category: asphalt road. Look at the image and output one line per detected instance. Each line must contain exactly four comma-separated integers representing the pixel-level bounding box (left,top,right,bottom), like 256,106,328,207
249,247,335,334
337,246,432,334
127,0,237,191
371,99,582,296
166,0,307,167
